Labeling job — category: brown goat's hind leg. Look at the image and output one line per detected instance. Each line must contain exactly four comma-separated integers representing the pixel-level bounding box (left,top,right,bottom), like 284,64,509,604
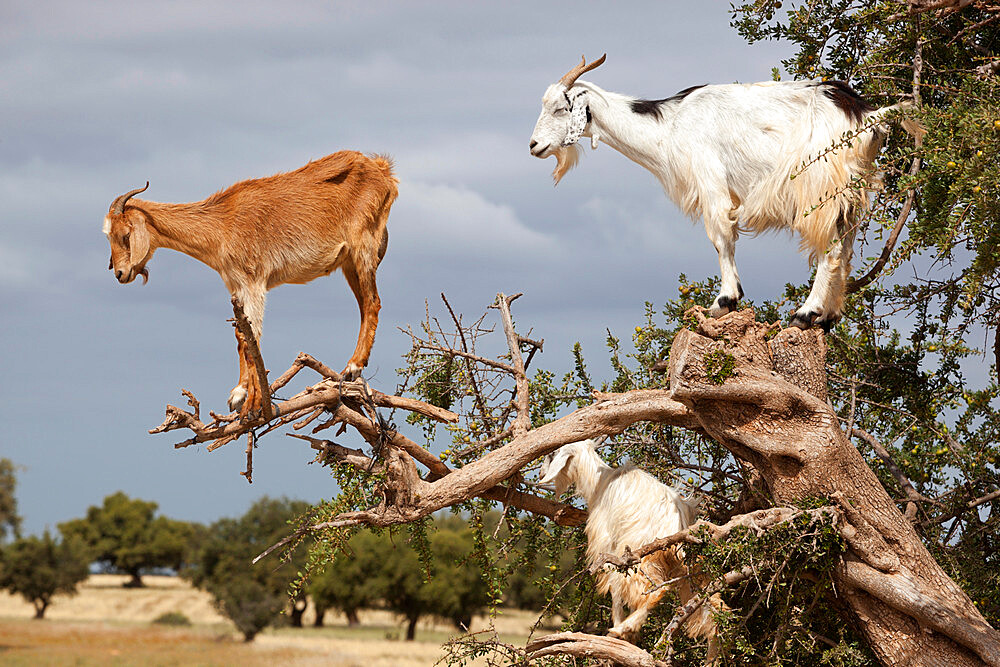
342,262,381,380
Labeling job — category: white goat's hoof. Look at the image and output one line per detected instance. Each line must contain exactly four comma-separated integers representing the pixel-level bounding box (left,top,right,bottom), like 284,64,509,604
790,309,838,332
228,385,247,412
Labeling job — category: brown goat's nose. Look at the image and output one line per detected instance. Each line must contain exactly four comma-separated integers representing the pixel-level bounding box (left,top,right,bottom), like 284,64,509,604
115,270,123,281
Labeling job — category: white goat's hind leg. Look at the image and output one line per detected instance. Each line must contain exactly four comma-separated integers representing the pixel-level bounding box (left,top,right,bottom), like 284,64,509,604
704,207,743,317
792,215,854,332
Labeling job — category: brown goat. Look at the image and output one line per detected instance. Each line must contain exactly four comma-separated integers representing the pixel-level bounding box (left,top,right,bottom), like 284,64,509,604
103,151,398,416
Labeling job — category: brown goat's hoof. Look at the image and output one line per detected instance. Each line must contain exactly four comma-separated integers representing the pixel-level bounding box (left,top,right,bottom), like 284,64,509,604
342,363,363,381
228,385,247,412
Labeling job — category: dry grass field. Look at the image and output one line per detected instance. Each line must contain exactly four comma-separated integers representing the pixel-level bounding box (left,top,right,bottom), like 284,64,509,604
0,575,546,666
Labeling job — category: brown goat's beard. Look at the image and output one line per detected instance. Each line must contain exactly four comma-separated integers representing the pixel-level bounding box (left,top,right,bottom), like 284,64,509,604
138,267,149,284
551,144,582,185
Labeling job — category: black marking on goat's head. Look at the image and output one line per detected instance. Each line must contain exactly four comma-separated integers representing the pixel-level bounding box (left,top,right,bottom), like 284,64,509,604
817,80,874,123
630,84,707,120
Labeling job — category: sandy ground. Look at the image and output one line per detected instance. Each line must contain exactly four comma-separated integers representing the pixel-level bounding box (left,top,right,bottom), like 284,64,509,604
0,574,548,666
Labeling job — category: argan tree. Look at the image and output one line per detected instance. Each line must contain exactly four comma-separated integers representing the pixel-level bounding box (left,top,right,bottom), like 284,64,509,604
149,1,1000,664
59,491,194,587
184,496,310,641
0,531,89,619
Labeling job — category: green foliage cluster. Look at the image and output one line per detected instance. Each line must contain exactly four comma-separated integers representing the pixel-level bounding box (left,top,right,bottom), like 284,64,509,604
59,491,194,588
0,531,89,619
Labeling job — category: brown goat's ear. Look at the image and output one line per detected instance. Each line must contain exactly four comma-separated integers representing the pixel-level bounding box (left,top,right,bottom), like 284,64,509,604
129,217,151,269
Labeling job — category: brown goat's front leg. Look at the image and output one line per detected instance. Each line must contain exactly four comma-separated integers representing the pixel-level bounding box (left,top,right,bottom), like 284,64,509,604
342,262,381,380
228,328,250,412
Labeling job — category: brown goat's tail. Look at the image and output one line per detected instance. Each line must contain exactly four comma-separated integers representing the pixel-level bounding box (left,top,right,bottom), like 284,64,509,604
369,153,398,186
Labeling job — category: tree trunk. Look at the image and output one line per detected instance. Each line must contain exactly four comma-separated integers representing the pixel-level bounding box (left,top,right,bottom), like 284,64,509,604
313,605,326,628
124,571,144,588
346,609,360,627
289,594,306,628
33,599,47,619
667,310,1000,666
406,614,419,641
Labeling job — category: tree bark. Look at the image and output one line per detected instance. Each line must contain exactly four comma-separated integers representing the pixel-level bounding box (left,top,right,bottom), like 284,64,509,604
33,599,47,619
313,606,326,628
667,309,999,666
406,614,419,641
346,609,360,627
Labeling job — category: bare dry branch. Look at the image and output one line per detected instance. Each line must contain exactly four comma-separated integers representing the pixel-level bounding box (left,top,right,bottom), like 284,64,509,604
495,292,532,438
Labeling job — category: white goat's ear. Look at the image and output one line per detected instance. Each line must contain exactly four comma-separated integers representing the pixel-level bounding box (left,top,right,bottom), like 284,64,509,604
562,90,589,147
538,448,573,496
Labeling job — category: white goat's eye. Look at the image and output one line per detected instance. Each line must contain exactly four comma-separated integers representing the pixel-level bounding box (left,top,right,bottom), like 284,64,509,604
554,108,568,116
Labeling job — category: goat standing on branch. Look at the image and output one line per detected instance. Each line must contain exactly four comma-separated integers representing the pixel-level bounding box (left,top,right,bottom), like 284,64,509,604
539,439,724,659
529,55,923,330
104,151,398,416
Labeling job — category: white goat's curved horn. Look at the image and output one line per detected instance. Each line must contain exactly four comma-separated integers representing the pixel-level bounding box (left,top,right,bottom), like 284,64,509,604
559,53,607,88
110,181,149,215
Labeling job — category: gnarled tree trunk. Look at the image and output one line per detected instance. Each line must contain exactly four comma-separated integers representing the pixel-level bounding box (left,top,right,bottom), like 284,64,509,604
668,310,999,666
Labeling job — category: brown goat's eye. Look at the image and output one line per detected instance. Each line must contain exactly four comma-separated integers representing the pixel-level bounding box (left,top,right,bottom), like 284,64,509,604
122,235,130,249
109,256,113,270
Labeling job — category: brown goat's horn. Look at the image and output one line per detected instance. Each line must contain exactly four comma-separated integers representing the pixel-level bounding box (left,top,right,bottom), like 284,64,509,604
110,181,149,215
559,53,606,88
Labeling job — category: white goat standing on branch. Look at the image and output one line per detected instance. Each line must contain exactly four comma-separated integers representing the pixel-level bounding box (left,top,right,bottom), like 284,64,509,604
530,55,922,330
103,151,398,417
539,439,724,658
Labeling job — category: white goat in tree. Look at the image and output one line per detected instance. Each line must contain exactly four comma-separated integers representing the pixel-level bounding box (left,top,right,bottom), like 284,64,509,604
103,151,398,416
530,55,921,330
539,439,724,658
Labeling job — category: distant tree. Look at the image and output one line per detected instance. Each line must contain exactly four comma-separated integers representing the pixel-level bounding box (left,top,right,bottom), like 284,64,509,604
377,521,489,640
185,496,310,641
59,491,193,587
0,531,89,618
0,458,21,542
308,530,384,627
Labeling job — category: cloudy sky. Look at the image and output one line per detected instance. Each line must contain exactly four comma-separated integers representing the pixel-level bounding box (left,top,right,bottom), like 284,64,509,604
2,1,804,536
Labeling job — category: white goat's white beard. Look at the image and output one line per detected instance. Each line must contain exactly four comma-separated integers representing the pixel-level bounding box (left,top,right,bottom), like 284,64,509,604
551,144,582,185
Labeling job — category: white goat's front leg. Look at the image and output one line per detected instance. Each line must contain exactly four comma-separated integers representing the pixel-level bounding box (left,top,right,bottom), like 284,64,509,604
791,214,855,332
227,284,267,413
704,205,743,317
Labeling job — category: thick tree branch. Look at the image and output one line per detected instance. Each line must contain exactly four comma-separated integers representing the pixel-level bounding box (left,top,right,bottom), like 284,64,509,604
526,632,669,667
837,559,1000,665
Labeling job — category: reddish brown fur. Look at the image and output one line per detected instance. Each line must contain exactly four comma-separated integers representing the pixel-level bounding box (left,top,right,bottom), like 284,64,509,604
104,150,398,415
